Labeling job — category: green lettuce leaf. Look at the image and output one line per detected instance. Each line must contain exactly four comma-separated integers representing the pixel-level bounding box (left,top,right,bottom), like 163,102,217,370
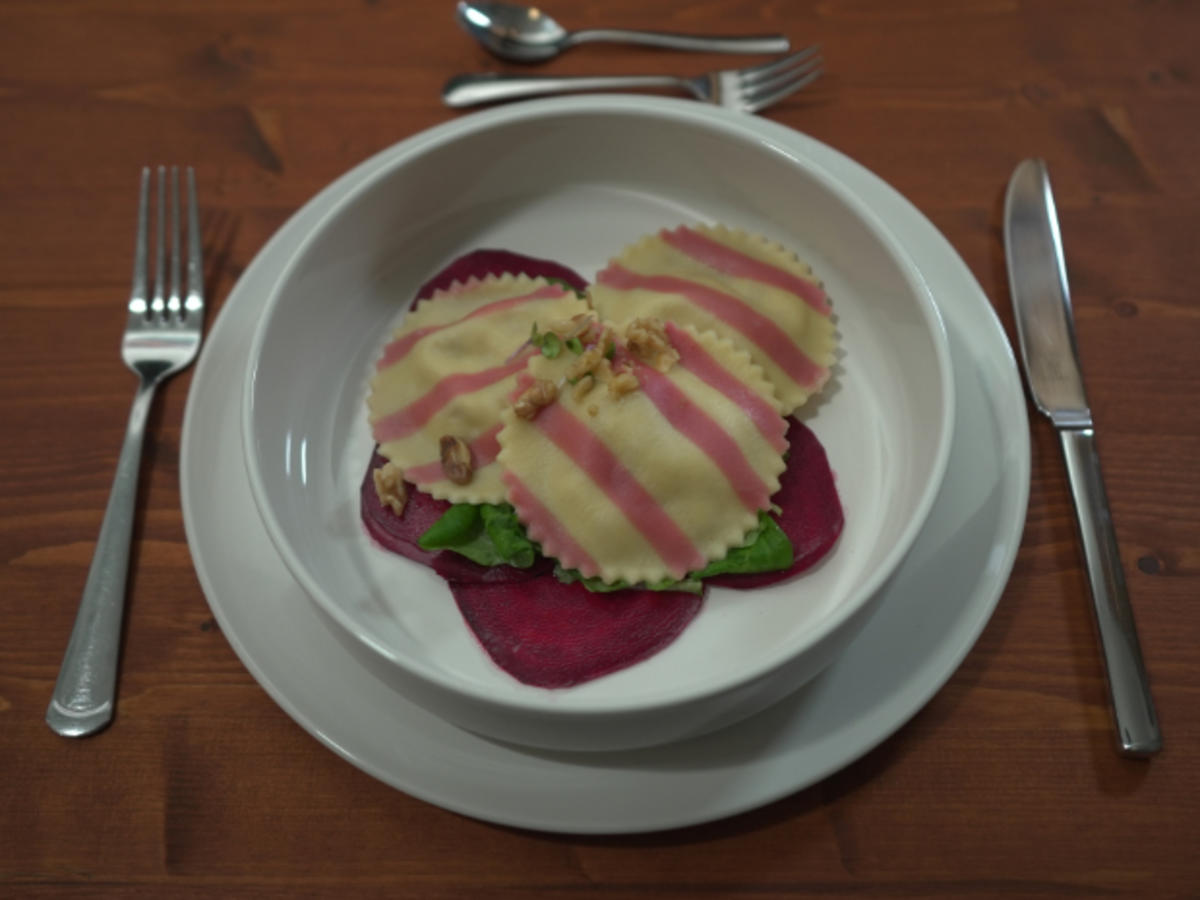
479,503,537,568
693,512,793,578
420,503,791,586
418,503,537,569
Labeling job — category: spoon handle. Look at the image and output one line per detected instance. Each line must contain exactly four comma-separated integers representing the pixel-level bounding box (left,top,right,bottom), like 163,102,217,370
570,29,789,55
444,72,685,107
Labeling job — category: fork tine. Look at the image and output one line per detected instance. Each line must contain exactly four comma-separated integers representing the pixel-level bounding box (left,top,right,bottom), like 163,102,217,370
184,167,204,317
742,59,824,114
151,166,166,318
738,46,820,84
745,52,823,98
128,168,150,318
168,166,182,318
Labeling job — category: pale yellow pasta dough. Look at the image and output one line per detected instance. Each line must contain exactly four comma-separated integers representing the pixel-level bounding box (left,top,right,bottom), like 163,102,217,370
589,224,838,416
368,274,589,503
496,323,787,585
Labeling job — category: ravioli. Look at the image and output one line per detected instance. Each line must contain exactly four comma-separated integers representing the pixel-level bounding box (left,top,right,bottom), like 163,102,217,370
589,224,838,415
368,274,590,503
496,319,789,586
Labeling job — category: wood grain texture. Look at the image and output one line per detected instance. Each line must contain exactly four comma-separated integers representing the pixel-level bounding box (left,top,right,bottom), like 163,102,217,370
2,0,1198,896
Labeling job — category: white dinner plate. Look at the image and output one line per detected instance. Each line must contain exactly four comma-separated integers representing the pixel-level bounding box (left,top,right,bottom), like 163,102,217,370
181,97,1030,834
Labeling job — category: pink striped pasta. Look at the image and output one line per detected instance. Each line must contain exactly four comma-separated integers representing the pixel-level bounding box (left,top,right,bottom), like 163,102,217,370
368,273,590,504
497,323,787,585
590,224,838,415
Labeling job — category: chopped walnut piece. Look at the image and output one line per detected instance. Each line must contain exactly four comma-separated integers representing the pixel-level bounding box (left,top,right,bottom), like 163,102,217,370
572,372,595,402
608,370,640,398
372,461,408,516
439,435,474,485
514,379,558,420
565,344,605,383
625,317,679,372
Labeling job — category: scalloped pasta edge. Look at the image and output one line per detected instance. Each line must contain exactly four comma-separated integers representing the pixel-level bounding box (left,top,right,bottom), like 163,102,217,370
398,272,571,336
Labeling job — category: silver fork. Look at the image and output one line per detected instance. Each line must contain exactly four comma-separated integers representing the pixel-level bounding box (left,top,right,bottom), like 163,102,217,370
47,166,205,738
442,47,823,112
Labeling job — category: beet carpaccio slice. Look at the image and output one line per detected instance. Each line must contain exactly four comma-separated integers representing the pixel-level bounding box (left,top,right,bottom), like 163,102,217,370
707,417,843,589
412,249,589,305
449,578,702,689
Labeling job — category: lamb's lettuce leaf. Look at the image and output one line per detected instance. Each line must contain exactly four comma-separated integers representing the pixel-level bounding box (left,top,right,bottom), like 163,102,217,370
693,512,793,578
418,503,537,569
479,503,537,568
421,503,791,586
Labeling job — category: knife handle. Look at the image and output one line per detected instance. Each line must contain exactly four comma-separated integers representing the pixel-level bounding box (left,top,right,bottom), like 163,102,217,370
1059,428,1162,756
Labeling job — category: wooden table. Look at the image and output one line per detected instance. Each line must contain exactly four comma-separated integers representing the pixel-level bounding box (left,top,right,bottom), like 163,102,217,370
3,1,1198,895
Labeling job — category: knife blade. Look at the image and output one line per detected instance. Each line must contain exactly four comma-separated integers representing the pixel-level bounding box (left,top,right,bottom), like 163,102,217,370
1004,158,1161,757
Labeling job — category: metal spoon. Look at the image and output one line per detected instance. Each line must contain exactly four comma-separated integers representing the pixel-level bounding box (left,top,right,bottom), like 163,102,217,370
457,1,790,63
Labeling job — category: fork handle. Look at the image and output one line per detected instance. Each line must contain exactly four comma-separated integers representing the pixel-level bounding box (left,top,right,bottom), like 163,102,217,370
46,378,158,737
570,29,789,55
443,73,685,107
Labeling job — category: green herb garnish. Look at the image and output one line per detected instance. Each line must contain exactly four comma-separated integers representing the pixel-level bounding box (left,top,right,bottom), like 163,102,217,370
418,502,537,568
693,512,792,578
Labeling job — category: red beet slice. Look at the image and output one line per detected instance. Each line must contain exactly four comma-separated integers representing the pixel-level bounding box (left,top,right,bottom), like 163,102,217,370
413,248,588,305
707,418,844,590
360,450,549,583
450,577,703,689
434,547,553,584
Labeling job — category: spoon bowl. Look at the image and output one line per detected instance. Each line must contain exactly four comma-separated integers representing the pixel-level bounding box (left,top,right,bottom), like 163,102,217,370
459,0,566,61
456,1,790,64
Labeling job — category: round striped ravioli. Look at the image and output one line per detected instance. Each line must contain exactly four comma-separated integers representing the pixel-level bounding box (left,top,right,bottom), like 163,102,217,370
368,274,590,503
589,224,838,416
496,322,789,586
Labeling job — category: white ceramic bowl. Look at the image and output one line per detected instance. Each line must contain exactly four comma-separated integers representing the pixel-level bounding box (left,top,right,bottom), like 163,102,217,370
242,97,954,752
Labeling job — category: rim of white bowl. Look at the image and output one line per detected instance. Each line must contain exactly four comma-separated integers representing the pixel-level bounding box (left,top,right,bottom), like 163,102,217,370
241,95,956,717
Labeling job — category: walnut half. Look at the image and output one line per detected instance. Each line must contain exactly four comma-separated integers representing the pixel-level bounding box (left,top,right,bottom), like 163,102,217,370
439,435,473,485
514,379,558,420
372,461,408,516
607,370,640,398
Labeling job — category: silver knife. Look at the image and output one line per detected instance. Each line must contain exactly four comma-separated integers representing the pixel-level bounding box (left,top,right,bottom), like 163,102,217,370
1004,158,1161,757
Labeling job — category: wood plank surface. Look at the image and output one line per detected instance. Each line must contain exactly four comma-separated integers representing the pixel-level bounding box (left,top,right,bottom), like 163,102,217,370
2,1,1198,896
